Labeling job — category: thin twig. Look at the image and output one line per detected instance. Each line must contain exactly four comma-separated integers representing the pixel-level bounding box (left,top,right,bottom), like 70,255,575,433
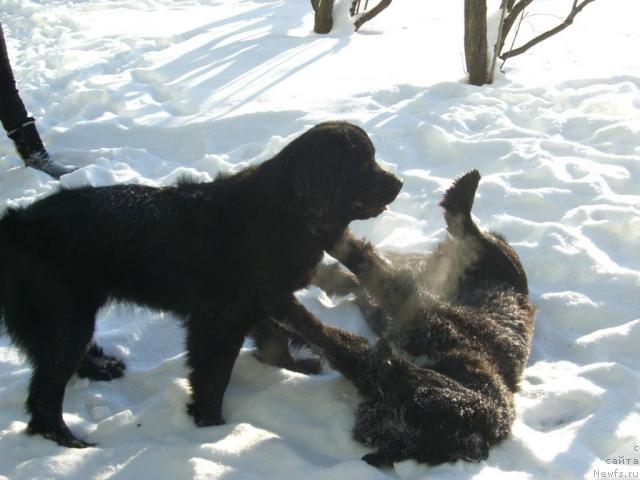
351,0,361,16
500,0,598,60
502,0,517,11
488,0,509,83
499,0,534,55
501,9,527,72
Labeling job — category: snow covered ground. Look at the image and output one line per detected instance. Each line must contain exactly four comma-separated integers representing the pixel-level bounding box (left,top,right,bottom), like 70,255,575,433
1,0,639,478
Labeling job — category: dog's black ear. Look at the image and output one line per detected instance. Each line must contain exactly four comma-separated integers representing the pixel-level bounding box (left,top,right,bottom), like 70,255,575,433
281,125,350,219
276,122,377,223
289,151,342,219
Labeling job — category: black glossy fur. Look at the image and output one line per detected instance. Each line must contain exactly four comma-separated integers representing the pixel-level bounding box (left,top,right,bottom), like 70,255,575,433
0,121,402,448
274,170,535,466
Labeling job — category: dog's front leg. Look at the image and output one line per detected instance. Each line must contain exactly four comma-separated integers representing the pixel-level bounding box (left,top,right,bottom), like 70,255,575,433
258,285,378,397
184,314,245,427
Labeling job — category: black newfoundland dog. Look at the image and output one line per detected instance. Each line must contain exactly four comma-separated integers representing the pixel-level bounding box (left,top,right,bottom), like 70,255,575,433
267,170,535,466
0,121,402,448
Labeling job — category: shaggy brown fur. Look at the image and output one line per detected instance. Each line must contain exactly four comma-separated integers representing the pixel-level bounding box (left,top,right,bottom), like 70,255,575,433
268,170,535,466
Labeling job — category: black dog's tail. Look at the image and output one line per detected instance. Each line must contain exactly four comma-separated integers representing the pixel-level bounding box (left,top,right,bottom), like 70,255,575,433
439,169,481,239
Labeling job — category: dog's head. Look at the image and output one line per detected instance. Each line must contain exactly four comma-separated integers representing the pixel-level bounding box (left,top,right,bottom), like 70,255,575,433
369,342,498,464
277,122,402,228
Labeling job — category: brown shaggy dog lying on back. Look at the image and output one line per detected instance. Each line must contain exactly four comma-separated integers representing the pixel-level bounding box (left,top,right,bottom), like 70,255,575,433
265,170,535,466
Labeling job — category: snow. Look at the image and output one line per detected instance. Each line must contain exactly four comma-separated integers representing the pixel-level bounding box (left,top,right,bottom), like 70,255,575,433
1,0,639,479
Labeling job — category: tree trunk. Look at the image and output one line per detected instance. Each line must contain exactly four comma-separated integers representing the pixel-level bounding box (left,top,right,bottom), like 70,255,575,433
464,0,488,86
314,0,335,34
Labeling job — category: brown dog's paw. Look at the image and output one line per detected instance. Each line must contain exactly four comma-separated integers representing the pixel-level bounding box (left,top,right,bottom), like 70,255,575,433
291,357,324,375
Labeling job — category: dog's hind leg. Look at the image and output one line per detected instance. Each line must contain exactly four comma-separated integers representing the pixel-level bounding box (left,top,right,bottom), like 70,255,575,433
440,170,529,294
2,264,98,447
76,342,126,381
439,169,481,239
21,309,96,448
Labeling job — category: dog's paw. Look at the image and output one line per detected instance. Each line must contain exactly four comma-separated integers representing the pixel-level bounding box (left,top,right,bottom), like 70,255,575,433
362,451,393,468
460,433,489,462
27,421,95,449
187,402,225,427
76,353,126,381
291,357,324,375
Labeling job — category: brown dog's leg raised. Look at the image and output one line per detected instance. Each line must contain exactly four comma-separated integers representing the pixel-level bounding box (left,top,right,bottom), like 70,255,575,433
312,263,362,297
259,286,379,397
312,263,391,336
327,230,391,285
328,230,419,320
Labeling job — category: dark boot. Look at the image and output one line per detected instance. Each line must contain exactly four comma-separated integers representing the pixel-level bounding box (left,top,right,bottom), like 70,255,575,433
7,118,77,178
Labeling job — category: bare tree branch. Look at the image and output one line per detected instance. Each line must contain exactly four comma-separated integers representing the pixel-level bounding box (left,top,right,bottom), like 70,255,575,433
488,0,509,83
500,4,527,72
350,0,361,16
500,0,598,60
354,0,392,31
498,0,534,55
501,0,517,11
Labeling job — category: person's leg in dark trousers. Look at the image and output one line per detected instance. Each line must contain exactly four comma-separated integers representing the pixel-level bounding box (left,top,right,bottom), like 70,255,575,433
0,24,29,132
0,22,76,178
